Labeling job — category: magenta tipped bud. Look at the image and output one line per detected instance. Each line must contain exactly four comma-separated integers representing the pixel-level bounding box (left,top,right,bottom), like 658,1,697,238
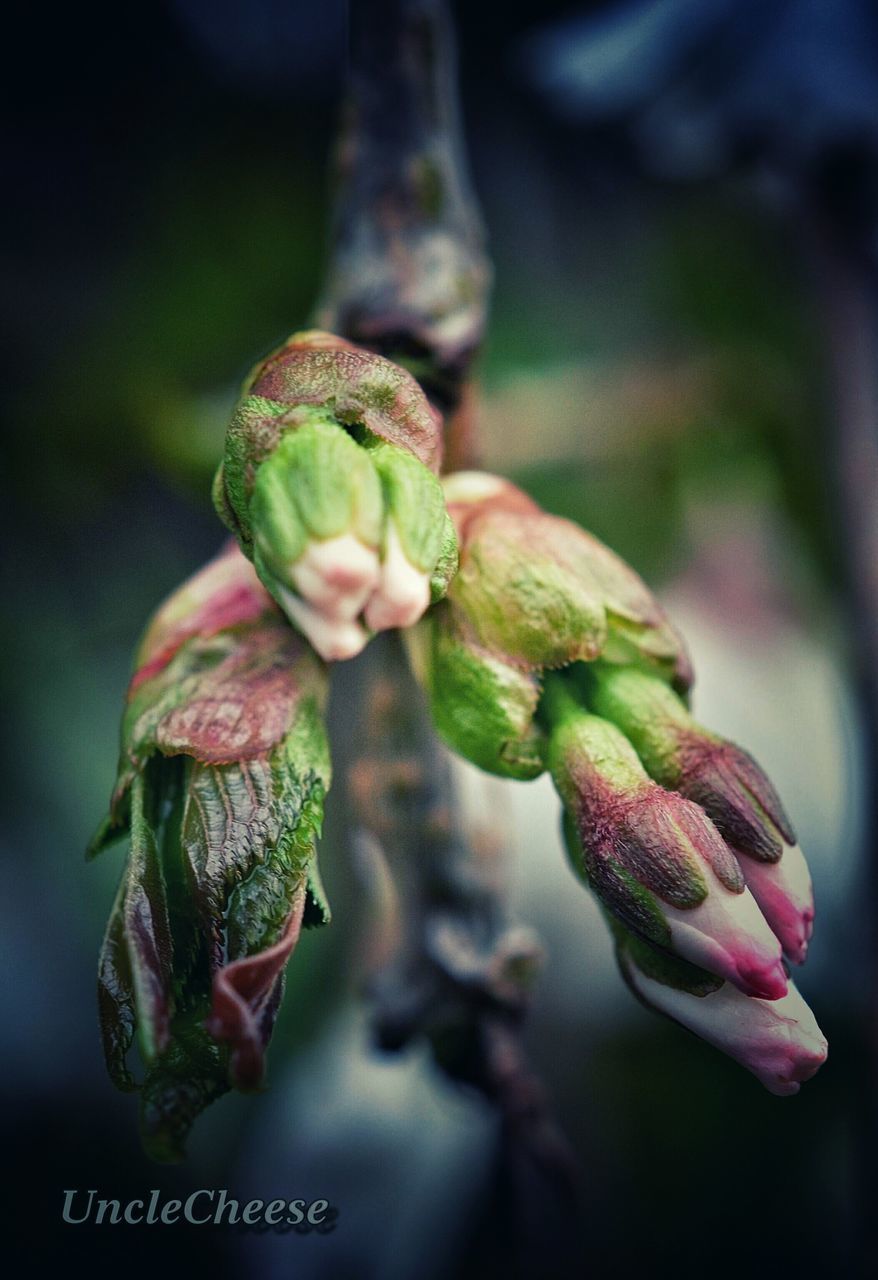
740,843,815,965
628,965,827,1096
545,677,787,999
584,664,814,963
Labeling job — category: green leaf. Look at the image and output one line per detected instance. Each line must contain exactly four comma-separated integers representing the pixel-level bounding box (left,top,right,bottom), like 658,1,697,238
138,1013,230,1164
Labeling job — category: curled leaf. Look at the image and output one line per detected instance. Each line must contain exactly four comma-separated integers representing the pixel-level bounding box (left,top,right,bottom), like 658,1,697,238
91,543,333,1158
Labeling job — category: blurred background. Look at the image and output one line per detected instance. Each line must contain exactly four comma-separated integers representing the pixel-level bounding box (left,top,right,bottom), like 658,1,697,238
3,0,875,1275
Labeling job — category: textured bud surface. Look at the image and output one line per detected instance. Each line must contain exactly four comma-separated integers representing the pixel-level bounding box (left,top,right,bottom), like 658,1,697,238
90,543,332,1160
443,472,692,679
413,470,692,779
409,604,546,780
585,663,813,963
214,334,457,660
547,682,787,999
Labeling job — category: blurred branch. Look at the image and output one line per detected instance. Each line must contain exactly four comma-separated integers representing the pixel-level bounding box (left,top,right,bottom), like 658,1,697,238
330,636,582,1262
319,0,581,1259
316,0,490,456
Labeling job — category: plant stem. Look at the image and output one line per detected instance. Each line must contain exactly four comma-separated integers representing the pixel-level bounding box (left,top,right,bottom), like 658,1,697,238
316,0,491,436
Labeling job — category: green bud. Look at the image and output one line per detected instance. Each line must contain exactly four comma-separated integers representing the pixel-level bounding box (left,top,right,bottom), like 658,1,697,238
366,438,451,574
451,507,608,668
430,512,460,603
250,418,384,584
441,471,691,687
407,603,545,780
213,332,458,660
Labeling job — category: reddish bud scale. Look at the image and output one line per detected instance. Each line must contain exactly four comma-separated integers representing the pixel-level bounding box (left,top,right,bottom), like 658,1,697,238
142,625,314,766
565,766,745,913
246,330,443,473
675,732,796,862
445,482,542,541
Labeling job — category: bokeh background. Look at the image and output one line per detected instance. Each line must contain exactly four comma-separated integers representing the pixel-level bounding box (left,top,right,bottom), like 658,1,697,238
3,1,875,1275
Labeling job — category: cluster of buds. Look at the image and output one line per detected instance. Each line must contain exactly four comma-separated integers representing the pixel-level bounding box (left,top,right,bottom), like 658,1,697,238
94,339,826,1159
212,330,458,661
412,472,826,1096
89,542,332,1159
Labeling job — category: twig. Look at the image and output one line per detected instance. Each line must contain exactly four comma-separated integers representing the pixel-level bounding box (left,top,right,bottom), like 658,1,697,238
316,0,491,460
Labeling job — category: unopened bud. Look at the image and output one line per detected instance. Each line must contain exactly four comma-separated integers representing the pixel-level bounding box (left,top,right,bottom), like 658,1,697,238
546,677,787,1000
214,331,456,660
584,664,813,962
442,471,691,687
365,438,458,629
406,602,545,780
615,922,827,1096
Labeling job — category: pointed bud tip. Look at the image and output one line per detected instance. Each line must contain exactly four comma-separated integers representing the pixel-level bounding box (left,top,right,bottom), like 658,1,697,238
662,876,786,998
735,957,789,1001
628,965,828,1096
740,843,815,966
781,903,814,966
276,589,368,661
364,523,431,631
763,1034,828,1095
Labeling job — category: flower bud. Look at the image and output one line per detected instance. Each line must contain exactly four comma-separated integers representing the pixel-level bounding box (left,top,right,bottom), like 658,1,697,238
89,542,332,1160
442,471,692,687
546,677,787,1000
213,331,457,661
406,602,545,780
584,664,813,962
407,470,693,781
249,416,383,660
613,923,827,1096
365,437,459,626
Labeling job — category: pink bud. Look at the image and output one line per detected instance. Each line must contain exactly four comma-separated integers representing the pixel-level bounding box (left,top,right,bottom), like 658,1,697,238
661,873,789,1000
628,967,828,1096
739,843,815,966
548,696,788,1001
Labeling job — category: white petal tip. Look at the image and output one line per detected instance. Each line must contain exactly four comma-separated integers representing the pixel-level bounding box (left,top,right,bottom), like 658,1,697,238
364,524,431,632
291,534,380,620
740,844,815,967
276,589,369,662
